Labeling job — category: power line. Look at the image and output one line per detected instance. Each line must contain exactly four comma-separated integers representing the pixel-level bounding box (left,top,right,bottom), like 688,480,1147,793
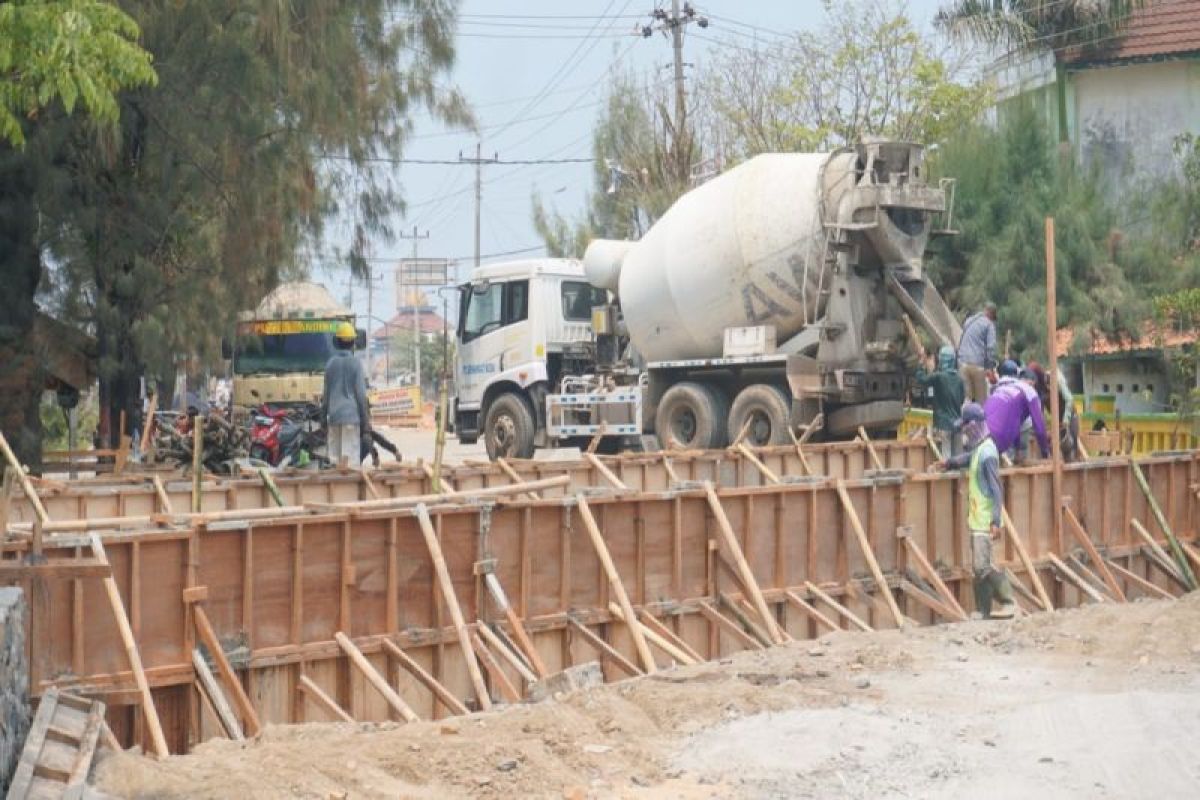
364,244,546,263
318,155,594,165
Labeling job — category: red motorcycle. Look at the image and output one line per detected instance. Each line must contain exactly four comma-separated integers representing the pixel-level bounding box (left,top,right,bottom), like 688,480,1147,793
248,401,328,468
248,404,292,465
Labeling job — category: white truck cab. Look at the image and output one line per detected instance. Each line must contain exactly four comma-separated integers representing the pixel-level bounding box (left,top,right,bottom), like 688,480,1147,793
454,259,609,458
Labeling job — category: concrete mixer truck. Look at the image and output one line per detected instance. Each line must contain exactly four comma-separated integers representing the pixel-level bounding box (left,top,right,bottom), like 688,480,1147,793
453,140,961,459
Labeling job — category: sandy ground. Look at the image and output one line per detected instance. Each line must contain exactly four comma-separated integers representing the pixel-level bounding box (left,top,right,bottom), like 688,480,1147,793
95,596,1200,799
376,426,485,465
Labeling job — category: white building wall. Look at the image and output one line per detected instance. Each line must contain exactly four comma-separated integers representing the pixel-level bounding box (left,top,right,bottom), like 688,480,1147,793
1072,59,1200,181
1080,357,1169,414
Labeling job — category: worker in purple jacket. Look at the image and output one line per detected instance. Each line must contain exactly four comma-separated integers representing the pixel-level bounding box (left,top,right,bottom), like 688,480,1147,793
983,360,1050,461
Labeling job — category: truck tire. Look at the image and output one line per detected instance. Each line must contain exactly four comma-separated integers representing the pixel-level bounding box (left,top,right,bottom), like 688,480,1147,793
656,382,728,450
483,392,536,460
728,384,792,446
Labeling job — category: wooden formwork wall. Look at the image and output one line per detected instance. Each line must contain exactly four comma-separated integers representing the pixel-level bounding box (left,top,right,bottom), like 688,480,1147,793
12,440,929,524
4,450,1196,755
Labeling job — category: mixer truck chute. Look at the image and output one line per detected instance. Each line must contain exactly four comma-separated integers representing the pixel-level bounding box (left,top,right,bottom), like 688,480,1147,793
454,140,960,459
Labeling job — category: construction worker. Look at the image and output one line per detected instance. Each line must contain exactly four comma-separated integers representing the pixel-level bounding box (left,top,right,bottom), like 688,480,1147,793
1027,361,1079,462
322,322,370,467
957,301,998,403
914,345,966,457
984,359,1049,463
936,402,1015,619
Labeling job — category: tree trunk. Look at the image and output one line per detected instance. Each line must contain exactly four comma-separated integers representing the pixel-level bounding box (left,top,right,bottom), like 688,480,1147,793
0,152,46,470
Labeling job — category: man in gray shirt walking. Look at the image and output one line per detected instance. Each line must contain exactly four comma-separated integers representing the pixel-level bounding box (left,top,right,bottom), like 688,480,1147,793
957,301,998,403
323,322,370,467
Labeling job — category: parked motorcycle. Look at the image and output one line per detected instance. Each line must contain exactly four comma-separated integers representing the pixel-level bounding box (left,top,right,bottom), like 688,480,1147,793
248,399,328,468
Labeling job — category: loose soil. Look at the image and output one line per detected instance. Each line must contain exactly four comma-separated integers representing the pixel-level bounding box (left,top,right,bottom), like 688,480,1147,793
96,595,1200,799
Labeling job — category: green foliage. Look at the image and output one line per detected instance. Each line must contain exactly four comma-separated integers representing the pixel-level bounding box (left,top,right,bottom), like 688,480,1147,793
388,330,454,392
935,1,1147,53
38,391,98,451
0,0,156,147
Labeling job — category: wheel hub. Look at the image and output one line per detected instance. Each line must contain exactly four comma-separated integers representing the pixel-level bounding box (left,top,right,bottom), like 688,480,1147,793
672,409,697,445
492,414,517,454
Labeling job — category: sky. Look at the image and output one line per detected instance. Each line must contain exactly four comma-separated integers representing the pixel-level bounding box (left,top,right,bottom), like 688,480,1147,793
320,0,951,330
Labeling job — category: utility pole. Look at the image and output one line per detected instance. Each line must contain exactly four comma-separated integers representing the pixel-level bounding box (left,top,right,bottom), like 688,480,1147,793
642,2,708,183
398,225,429,394
459,142,498,268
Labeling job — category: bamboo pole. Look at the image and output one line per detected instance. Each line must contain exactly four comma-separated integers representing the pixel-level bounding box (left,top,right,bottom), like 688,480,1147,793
494,457,541,500
477,622,538,685
192,649,244,740
1000,507,1054,611
857,427,886,472
470,630,521,703
1130,518,1187,588
1047,553,1106,603
585,453,629,491
1045,217,1065,555
608,603,697,665
335,631,420,722
1130,459,1197,590
1104,558,1176,600
1062,505,1125,601
89,533,169,758
696,600,764,650
785,427,814,476
380,639,469,716
258,468,285,507
638,609,704,662
431,378,449,493
191,416,202,513
151,476,173,514
576,494,656,673
835,480,904,627
414,504,492,709
703,482,786,644
783,590,843,633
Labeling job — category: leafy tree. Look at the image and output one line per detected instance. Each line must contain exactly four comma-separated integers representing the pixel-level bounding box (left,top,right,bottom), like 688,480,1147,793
388,329,455,394
697,0,990,160
928,100,1196,361
28,1,469,451
0,0,156,147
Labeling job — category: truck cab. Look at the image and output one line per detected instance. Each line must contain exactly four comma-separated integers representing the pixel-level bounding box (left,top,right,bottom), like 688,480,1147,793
454,259,606,458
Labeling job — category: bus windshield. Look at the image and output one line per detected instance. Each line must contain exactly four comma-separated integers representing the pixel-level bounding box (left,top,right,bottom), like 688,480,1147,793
234,320,340,375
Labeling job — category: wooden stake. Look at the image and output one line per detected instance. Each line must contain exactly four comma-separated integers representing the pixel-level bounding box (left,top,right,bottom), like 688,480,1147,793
585,453,629,491
857,427,886,472
576,494,656,672
89,533,168,758
900,536,967,620
151,476,173,514
335,631,420,721
1130,459,1197,590
735,443,780,484
1104,558,1176,600
703,482,785,644
360,469,382,500
139,393,158,457
0,430,49,525
422,462,458,495
414,504,493,709
902,313,927,362
835,480,904,627
608,603,697,665
782,589,843,633
192,649,244,740
697,599,764,650
1047,553,1105,603
297,674,355,723
638,610,704,662
1045,217,1065,555
899,580,963,621
730,416,755,448
193,604,262,736
381,639,469,716
804,581,873,632
483,572,549,678
495,457,541,500
1067,554,1117,601
1000,507,1054,611
785,426,814,476
470,630,521,703
477,622,538,685
1130,518,1188,588
661,453,681,485
566,617,643,677
1062,505,1125,601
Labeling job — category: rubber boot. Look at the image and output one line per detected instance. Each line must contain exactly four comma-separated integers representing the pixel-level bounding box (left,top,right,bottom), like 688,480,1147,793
973,577,993,619
988,571,1016,619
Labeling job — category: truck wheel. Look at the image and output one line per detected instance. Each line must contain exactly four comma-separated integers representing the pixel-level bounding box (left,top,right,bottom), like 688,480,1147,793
656,382,728,450
728,384,792,446
484,393,536,460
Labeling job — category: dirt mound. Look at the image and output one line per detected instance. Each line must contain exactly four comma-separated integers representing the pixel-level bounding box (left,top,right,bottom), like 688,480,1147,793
96,596,1200,799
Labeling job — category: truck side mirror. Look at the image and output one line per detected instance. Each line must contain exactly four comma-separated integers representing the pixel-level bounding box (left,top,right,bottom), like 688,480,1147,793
221,338,233,360
356,329,367,350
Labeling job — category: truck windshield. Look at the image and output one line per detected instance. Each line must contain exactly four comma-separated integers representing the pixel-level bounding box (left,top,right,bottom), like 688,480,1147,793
234,320,339,375
561,281,607,321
